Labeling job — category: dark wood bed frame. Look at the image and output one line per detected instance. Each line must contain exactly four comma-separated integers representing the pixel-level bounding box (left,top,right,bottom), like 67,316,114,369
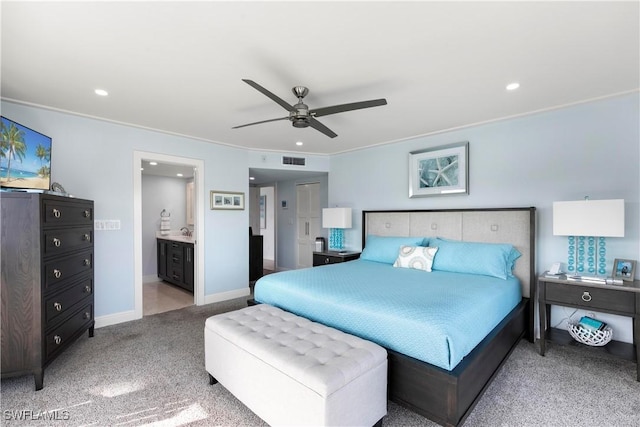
249,207,536,426
362,208,536,427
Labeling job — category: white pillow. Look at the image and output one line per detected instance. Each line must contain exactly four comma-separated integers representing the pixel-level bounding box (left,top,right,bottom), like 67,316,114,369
393,245,439,272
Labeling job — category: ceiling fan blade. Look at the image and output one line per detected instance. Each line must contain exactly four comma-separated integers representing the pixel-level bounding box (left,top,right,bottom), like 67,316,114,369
232,116,288,129
308,117,338,138
311,98,387,118
242,79,294,112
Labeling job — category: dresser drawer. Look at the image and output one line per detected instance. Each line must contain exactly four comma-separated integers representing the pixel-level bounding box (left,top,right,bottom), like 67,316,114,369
43,227,93,256
45,303,93,360
170,251,183,266
545,282,635,315
169,268,183,283
44,250,93,290
44,277,93,326
42,199,93,227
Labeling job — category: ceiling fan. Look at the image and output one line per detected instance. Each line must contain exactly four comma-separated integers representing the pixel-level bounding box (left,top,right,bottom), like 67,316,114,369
232,79,387,138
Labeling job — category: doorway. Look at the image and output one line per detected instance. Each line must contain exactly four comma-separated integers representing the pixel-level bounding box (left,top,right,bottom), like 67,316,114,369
133,151,205,320
260,186,276,271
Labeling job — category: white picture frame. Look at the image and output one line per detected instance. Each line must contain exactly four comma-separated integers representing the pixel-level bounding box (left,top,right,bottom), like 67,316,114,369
210,190,244,210
409,141,469,198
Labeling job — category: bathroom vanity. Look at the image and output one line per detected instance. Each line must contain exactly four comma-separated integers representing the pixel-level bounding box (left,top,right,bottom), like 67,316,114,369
157,236,194,293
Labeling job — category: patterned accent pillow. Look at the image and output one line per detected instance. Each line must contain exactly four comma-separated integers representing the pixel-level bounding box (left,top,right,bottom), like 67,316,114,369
393,246,439,272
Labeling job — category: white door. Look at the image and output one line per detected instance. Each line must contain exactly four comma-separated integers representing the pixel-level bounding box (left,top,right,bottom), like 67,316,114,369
296,182,321,268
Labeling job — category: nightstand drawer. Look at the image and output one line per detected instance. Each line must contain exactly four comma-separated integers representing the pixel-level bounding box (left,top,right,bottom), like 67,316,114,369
312,251,360,267
545,282,635,315
313,254,339,266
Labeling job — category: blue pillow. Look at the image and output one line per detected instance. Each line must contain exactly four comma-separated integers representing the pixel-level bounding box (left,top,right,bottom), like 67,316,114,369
361,235,427,264
430,238,521,280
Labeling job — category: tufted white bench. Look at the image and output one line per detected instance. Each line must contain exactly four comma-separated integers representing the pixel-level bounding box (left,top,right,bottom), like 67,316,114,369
204,304,387,426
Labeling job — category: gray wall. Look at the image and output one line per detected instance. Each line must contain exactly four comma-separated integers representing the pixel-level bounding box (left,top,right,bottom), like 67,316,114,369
141,174,188,278
3,93,638,339
329,93,639,342
1,101,251,318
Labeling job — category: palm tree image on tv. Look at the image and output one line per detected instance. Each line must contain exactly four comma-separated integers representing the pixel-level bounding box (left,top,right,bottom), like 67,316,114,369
1,117,52,190
36,143,51,178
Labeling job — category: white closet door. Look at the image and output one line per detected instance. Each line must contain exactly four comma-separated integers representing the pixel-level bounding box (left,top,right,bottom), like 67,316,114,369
296,182,320,269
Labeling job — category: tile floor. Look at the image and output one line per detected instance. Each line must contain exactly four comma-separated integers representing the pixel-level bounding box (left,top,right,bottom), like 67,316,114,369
143,280,194,316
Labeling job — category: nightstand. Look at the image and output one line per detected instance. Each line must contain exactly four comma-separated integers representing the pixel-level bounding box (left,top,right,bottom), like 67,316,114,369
538,274,640,381
312,250,360,267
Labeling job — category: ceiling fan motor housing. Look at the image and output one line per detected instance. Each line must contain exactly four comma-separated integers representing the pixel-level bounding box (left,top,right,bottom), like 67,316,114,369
290,102,310,127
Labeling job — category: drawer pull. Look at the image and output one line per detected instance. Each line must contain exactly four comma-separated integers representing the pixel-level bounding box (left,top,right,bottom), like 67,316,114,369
52,237,61,247
582,291,592,302
53,302,62,312
84,285,91,293
83,233,91,242
52,208,61,218
83,312,91,320
54,335,62,345
53,269,62,279
324,257,330,264
83,210,91,218
84,259,91,267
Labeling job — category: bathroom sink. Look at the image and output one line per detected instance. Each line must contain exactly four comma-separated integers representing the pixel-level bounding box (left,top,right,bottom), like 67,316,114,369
156,231,194,243
166,235,194,243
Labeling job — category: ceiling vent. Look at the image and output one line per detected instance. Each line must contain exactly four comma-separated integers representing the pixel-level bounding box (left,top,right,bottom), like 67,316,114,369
282,156,306,166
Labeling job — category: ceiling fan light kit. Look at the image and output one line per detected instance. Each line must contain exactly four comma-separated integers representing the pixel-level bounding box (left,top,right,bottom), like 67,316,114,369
233,79,387,138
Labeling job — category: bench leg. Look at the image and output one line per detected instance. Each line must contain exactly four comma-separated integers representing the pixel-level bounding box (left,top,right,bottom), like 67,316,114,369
373,417,383,427
208,373,218,385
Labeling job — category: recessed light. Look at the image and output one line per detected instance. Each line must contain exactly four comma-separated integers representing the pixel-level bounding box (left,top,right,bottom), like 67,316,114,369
296,141,303,146
177,173,183,177
94,88,109,96
149,161,158,166
140,167,144,171
506,82,520,91
249,176,255,181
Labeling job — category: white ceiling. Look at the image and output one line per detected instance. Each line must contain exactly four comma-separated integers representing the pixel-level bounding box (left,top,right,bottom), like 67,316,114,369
2,1,638,156
141,159,194,179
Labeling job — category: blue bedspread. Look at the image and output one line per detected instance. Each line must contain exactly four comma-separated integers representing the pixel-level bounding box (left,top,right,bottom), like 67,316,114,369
254,260,521,370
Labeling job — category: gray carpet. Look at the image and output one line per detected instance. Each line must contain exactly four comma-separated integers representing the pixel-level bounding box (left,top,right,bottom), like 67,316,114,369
2,297,639,426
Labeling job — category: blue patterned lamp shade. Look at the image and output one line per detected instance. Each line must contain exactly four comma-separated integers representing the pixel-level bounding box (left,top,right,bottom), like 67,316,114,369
322,208,352,251
553,199,624,276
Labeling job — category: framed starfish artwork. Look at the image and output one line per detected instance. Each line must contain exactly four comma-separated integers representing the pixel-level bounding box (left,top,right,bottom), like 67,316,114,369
409,142,469,198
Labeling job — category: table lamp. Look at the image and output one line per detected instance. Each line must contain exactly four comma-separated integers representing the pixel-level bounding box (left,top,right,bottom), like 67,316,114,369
553,198,624,281
322,207,352,251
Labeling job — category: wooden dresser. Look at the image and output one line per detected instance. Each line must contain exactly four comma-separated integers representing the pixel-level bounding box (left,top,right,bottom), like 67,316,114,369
1,193,95,390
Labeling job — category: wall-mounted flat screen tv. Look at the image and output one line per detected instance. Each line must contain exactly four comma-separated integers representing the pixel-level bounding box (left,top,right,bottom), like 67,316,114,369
1,116,52,191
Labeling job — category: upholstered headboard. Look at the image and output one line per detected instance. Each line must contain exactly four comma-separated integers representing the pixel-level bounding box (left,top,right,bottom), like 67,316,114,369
362,208,536,298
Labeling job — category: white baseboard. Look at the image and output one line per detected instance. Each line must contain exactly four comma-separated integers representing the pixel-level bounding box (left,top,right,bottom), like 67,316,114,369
95,310,139,329
202,288,250,305
143,275,159,283
275,266,291,272
94,288,249,329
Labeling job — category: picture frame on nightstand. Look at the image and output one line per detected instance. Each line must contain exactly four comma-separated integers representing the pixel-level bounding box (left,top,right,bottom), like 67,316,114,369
613,258,636,282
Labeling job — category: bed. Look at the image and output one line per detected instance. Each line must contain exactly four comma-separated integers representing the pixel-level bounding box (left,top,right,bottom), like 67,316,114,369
253,208,536,426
